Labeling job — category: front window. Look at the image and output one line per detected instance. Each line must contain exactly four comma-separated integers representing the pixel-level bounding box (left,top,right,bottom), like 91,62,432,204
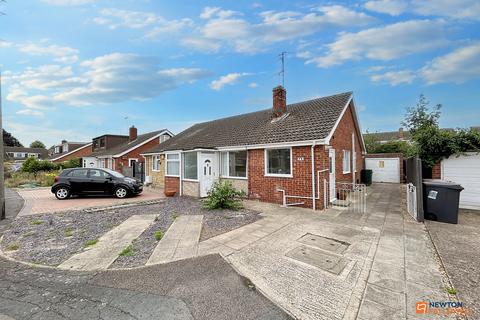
107,158,113,169
152,155,161,171
221,151,247,178
160,134,170,143
183,152,198,180
343,150,351,174
266,148,291,176
166,153,180,176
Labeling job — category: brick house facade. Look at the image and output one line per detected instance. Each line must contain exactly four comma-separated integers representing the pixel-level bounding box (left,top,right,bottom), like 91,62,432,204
50,143,93,163
143,88,366,211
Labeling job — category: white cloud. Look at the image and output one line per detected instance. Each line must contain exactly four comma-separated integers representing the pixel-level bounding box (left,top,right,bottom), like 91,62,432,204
16,109,44,117
248,82,258,88
0,41,12,48
17,43,79,63
364,0,408,16
421,43,480,84
93,8,193,38
6,53,211,112
42,0,94,6
210,72,251,90
307,20,448,67
370,70,416,85
185,5,373,53
364,0,480,19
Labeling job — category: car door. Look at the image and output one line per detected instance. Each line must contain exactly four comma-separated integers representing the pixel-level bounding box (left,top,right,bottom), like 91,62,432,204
87,169,111,194
67,169,89,193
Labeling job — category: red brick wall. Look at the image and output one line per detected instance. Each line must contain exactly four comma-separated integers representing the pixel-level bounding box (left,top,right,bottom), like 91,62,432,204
329,104,364,184
248,145,328,210
364,153,405,183
165,176,180,194
432,162,441,179
52,145,92,163
112,137,160,172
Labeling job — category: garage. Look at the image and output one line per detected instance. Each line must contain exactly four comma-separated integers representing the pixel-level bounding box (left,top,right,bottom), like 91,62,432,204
442,153,480,210
365,157,401,183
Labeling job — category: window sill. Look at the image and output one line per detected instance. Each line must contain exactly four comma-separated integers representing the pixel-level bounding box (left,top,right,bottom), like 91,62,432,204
165,174,180,178
152,169,161,172
183,178,198,182
264,174,293,178
220,176,248,180
343,171,351,174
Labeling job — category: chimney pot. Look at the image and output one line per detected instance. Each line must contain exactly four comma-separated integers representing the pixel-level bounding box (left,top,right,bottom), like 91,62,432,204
272,86,287,117
129,126,138,142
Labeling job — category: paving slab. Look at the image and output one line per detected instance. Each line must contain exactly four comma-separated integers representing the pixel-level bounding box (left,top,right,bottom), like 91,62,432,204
58,214,157,271
147,215,203,265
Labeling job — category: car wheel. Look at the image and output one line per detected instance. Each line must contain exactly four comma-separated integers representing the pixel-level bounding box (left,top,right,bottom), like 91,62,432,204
115,187,128,199
55,187,70,200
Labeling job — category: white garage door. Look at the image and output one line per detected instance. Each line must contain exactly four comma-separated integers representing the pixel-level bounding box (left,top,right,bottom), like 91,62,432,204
442,153,480,210
365,158,400,183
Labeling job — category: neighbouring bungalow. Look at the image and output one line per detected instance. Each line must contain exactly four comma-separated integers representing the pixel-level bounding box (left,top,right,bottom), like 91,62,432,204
82,126,173,177
48,140,93,163
142,86,365,210
5,146,48,162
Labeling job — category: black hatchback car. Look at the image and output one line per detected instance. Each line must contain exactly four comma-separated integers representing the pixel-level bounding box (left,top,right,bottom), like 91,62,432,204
51,168,143,200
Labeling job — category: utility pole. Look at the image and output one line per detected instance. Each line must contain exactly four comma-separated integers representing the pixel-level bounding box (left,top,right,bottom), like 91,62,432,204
0,71,5,220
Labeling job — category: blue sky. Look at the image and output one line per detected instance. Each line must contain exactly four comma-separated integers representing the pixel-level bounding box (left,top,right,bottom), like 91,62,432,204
1,0,479,147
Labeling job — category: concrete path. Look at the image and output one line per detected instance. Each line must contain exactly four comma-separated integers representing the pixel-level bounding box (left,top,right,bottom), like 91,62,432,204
194,184,452,320
59,214,157,271
147,215,203,265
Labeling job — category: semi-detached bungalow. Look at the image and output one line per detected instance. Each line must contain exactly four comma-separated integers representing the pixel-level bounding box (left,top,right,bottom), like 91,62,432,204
142,86,366,210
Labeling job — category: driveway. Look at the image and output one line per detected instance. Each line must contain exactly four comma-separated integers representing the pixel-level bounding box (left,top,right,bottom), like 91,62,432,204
426,209,480,319
16,188,165,216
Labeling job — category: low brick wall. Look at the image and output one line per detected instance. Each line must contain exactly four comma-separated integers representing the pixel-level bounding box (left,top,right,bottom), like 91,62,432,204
165,176,180,195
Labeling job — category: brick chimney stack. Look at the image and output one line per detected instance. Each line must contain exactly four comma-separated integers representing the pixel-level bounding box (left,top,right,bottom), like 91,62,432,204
272,86,287,117
129,126,138,142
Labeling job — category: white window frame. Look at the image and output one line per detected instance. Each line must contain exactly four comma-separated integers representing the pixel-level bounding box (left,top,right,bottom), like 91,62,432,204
182,151,199,181
264,147,293,178
165,152,180,177
152,155,161,172
353,151,357,173
343,150,351,174
107,158,113,169
220,151,248,180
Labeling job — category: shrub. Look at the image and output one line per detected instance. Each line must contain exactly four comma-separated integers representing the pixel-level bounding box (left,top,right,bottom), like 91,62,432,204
203,181,246,210
5,170,60,188
59,158,81,169
21,157,59,174
154,230,163,241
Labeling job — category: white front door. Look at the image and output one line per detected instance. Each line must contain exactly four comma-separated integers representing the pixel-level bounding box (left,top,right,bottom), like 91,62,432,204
200,152,218,197
329,149,336,202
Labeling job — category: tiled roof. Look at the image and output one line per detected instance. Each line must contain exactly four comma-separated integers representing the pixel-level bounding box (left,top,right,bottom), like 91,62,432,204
363,130,411,142
91,130,167,157
5,147,48,160
145,92,353,153
47,143,91,160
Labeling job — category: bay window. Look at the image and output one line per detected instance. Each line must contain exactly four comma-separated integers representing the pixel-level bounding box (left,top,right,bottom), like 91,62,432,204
166,153,180,176
183,152,198,180
220,151,247,178
265,148,291,176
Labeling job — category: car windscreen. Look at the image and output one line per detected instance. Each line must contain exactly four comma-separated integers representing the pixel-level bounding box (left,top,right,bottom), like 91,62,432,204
102,168,125,178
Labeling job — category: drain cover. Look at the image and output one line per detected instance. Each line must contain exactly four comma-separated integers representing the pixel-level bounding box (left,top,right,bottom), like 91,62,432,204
286,245,350,275
298,233,350,254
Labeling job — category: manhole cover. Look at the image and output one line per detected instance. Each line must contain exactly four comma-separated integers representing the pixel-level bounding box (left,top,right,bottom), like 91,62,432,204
286,245,350,275
298,233,350,254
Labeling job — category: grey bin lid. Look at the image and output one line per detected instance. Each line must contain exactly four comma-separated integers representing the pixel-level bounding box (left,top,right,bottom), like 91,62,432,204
423,179,464,191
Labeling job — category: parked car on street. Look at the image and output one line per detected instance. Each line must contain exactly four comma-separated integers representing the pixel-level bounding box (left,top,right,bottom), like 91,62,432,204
51,168,143,200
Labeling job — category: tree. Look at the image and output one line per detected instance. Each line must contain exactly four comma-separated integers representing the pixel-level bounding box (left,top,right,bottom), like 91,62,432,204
30,140,46,149
2,129,23,147
402,94,441,134
404,95,480,167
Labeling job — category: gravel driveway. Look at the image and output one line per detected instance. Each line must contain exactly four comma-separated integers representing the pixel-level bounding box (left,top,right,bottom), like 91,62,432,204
1,197,261,268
